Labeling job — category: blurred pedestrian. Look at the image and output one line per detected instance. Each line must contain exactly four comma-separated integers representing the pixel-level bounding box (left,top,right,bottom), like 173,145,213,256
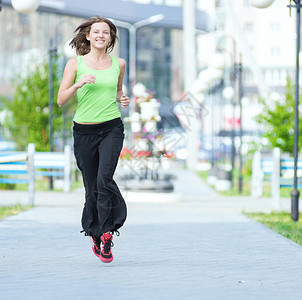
57,16,129,263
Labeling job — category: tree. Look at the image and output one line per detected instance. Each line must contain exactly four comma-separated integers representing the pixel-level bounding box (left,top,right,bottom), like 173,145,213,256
3,59,75,151
256,77,302,155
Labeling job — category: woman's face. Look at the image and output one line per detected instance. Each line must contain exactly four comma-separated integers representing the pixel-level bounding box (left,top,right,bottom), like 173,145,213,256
87,22,111,51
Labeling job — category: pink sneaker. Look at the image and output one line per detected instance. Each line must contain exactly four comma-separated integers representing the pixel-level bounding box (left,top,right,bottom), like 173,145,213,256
100,233,114,263
91,236,101,258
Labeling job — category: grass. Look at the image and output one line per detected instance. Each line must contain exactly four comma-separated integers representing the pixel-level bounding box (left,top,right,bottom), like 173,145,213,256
197,170,298,198
245,212,302,246
0,177,84,192
198,170,302,245
197,170,208,182
197,170,252,196
0,204,31,220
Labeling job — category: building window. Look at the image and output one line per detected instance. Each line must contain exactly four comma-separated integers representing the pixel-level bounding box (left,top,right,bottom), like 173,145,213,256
280,69,287,85
244,69,254,85
134,0,150,3
164,0,181,6
216,21,225,31
273,69,280,85
265,69,272,84
215,0,224,8
244,22,253,33
244,0,250,7
271,46,280,57
270,22,280,33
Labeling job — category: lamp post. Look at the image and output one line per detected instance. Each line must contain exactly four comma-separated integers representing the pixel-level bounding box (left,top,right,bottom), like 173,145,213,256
209,53,226,182
48,19,76,189
109,15,164,146
198,67,224,185
49,19,76,148
110,14,164,98
49,40,56,156
237,55,243,193
251,0,300,221
49,19,76,152
183,0,199,170
215,35,241,190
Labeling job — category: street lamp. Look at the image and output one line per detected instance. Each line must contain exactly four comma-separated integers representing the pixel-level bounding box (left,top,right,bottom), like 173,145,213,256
109,15,164,146
110,14,164,99
237,55,243,193
48,18,76,154
251,0,300,221
48,19,76,189
218,49,236,180
11,0,39,13
215,35,244,192
197,67,224,185
250,0,275,8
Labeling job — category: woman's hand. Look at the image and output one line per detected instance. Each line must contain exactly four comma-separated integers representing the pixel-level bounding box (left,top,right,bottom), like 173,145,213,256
119,94,130,108
75,74,96,89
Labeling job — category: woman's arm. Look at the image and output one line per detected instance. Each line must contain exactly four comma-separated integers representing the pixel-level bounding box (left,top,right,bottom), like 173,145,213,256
57,57,96,107
57,58,78,107
117,58,130,108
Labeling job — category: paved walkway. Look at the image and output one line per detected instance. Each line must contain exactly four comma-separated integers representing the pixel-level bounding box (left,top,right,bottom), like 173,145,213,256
1,166,302,299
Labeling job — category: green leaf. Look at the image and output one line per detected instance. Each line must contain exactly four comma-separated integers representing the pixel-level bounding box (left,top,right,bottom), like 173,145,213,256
256,77,302,155
2,58,76,151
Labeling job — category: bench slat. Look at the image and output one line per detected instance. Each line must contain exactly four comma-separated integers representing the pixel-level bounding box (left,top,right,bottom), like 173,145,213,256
0,178,28,184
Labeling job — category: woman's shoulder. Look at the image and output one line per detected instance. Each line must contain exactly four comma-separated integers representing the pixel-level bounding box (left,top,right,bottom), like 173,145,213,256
116,57,126,69
110,55,126,72
67,56,80,66
64,56,78,73
110,55,125,64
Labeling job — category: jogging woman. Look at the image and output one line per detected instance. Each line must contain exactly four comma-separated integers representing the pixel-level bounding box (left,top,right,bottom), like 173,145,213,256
57,16,129,263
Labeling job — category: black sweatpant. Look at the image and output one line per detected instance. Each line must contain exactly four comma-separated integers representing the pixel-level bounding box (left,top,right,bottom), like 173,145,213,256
73,118,127,238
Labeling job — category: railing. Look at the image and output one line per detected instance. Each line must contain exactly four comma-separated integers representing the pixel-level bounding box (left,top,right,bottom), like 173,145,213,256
0,144,72,205
252,148,302,210
0,144,35,205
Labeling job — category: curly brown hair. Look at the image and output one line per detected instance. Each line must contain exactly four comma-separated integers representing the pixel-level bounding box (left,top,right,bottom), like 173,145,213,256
70,16,118,56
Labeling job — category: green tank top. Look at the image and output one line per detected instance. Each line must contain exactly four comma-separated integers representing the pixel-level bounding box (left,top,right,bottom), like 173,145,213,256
73,55,121,123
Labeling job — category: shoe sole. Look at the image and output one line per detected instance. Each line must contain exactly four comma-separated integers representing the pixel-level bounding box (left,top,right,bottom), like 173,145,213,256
92,247,101,258
100,256,113,263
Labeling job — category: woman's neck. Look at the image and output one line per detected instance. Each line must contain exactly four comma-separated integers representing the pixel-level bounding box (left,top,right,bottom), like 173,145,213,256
87,48,108,61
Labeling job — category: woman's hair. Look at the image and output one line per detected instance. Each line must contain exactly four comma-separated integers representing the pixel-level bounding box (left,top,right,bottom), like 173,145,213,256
70,16,118,56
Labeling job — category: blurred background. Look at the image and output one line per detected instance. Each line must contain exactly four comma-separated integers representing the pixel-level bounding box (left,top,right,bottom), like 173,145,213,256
0,0,299,196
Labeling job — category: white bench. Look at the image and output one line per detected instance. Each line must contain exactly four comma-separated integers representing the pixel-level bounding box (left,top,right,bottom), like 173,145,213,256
0,144,72,205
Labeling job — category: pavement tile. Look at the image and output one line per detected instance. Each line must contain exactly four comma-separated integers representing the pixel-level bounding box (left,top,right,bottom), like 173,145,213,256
0,167,302,299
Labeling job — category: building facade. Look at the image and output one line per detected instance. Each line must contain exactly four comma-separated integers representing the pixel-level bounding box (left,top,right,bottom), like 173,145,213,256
218,0,295,96
0,0,213,104
196,0,297,140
